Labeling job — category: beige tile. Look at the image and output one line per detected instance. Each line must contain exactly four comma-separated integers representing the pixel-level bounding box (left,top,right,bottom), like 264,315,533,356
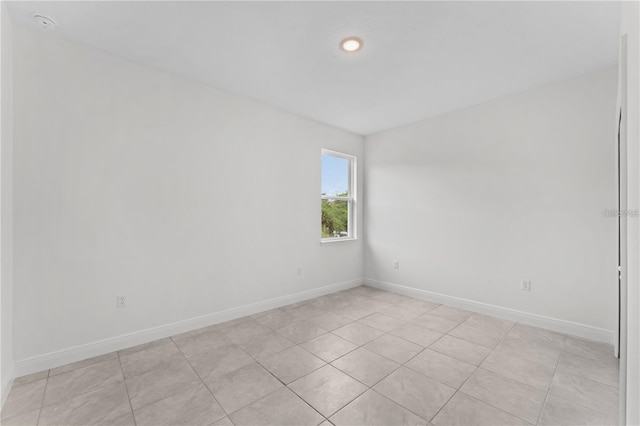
463,314,515,334
556,351,619,388
188,344,254,382
1,379,46,420
348,285,385,298
412,314,460,333
12,370,49,386
333,291,373,305
374,367,455,421
378,304,432,322
252,309,297,330
405,349,476,389
429,335,491,366
282,299,313,310
367,291,409,305
358,313,405,332
258,345,325,384
300,333,358,362
432,392,530,426
283,303,327,320
332,304,378,321
215,316,256,332
118,339,173,356
289,365,367,417
332,323,384,346
327,293,373,307
389,323,443,347
174,325,220,339
126,360,201,410
307,312,353,331
111,412,136,426
133,384,225,426
49,352,118,376
207,362,283,414
171,328,232,359
353,296,396,313
549,370,618,416
481,350,556,391
238,331,296,358
120,338,184,378
275,319,327,344
507,324,566,352
212,417,234,426
539,394,618,426
564,337,615,362
363,334,423,364
220,321,271,345
230,387,324,426
494,335,562,368
448,323,506,348
38,381,131,426
0,409,40,426
330,390,426,426
332,347,400,386
43,358,123,407
460,368,545,424
429,306,473,323
307,295,335,310
396,298,439,313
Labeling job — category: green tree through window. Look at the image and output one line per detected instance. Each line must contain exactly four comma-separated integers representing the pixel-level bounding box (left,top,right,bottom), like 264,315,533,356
322,194,349,238
321,150,355,240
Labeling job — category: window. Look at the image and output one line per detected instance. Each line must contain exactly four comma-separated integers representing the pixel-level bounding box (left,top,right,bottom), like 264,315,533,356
321,149,356,241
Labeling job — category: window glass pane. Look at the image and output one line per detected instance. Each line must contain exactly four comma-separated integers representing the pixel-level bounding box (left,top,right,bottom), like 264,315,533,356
321,154,349,197
321,200,350,238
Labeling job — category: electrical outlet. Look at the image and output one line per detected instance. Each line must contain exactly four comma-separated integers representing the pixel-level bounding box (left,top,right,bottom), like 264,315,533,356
116,295,127,308
521,280,532,291
296,267,303,277
393,260,399,269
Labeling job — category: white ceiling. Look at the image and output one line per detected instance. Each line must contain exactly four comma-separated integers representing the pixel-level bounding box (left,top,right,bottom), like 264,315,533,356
7,1,621,135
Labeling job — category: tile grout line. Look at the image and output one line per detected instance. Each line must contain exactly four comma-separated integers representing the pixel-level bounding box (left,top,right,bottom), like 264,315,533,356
33,369,50,426
244,335,331,423
10,286,617,426
171,336,231,423
116,350,138,426
547,335,620,421
404,326,480,416
310,294,501,423
427,319,534,425
328,305,466,423
428,350,481,424
534,332,568,425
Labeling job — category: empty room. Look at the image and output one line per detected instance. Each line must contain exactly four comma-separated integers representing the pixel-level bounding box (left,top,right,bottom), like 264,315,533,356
1,1,639,425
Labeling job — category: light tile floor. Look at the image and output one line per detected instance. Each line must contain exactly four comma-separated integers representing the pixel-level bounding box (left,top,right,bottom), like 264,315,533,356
1,286,619,426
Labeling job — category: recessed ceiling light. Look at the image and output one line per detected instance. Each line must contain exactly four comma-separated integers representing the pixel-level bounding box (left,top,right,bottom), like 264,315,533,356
341,37,362,53
33,14,56,30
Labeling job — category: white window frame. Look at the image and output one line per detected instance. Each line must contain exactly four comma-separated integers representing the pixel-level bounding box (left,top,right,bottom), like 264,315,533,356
321,149,357,242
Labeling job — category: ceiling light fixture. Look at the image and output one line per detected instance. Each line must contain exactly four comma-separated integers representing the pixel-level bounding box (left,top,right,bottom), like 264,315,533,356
341,37,362,52
34,14,56,30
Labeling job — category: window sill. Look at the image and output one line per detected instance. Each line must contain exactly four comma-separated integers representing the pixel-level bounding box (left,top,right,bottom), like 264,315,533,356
320,237,358,244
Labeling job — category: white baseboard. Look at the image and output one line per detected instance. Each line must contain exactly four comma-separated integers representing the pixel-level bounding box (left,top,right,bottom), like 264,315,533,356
1,367,14,409
364,278,615,344
12,276,615,379
13,279,362,377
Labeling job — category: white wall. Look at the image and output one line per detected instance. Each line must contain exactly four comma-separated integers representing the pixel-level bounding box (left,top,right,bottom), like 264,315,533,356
620,1,640,423
364,68,618,341
0,0,15,406
12,27,364,369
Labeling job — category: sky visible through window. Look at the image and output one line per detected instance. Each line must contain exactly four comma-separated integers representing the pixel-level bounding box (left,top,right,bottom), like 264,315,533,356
321,154,349,196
